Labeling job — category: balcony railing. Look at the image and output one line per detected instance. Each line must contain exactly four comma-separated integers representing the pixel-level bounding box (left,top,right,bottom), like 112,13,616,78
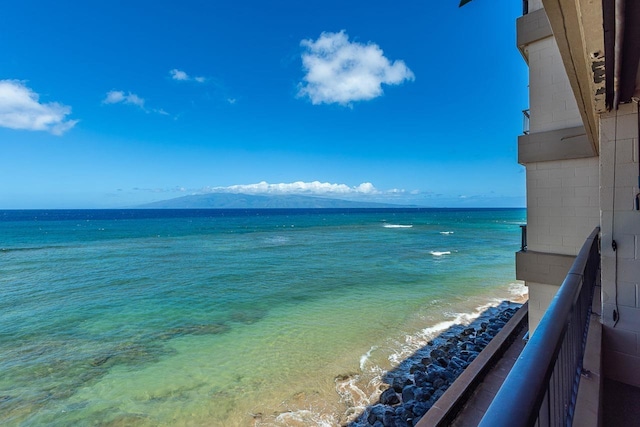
479,227,600,427
523,109,530,135
520,224,527,252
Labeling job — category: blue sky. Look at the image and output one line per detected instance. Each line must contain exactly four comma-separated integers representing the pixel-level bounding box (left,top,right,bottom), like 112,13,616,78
0,0,528,208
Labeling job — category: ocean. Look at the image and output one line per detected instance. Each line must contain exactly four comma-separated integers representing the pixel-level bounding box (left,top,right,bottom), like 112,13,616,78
0,208,526,426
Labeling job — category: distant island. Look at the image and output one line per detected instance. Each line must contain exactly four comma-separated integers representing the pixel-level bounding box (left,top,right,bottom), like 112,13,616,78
138,193,415,209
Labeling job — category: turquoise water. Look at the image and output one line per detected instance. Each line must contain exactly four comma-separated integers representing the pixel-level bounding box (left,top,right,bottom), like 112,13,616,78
0,208,526,426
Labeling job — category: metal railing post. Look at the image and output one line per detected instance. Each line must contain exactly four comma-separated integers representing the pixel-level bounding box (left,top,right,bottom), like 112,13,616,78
520,224,527,251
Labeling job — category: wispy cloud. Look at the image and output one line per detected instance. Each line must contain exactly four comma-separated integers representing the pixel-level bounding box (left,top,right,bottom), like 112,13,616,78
298,30,414,106
129,181,410,201
169,69,237,105
103,90,169,115
0,79,78,135
103,90,145,108
202,181,385,196
170,69,206,83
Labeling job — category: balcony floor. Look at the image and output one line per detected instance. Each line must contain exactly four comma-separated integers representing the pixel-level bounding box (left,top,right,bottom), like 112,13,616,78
603,378,640,426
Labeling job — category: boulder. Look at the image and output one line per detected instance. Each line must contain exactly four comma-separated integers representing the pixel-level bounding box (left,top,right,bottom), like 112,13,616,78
380,388,400,406
414,386,433,402
392,376,411,392
402,385,416,402
383,410,400,427
462,327,475,336
430,348,445,359
413,402,430,418
413,370,429,387
433,377,445,389
409,363,426,374
367,404,387,424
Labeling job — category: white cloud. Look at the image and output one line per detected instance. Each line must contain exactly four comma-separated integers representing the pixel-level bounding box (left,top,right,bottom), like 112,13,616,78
298,30,414,105
103,90,145,108
0,80,78,135
170,69,189,81
203,181,382,196
170,69,205,83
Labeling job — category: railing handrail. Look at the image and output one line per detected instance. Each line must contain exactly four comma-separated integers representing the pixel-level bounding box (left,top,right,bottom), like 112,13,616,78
478,226,600,427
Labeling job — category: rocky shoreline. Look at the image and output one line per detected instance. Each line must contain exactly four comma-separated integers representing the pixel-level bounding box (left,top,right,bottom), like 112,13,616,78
348,302,522,427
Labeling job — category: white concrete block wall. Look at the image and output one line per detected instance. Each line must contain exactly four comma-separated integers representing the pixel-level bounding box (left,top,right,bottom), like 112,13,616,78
528,37,583,133
526,157,600,255
528,281,563,333
522,31,600,338
599,102,640,386
528,0,544,13
524,34,599,257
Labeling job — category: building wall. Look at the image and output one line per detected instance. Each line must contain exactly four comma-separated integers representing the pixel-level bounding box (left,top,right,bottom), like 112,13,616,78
528,0,544,13
520,19,600,334
527,36,583,134
527,280,565,333
600,102,640,387
526,158,599,255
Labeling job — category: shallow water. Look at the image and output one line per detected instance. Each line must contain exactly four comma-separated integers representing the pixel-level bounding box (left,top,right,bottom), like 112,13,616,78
0,208,526,426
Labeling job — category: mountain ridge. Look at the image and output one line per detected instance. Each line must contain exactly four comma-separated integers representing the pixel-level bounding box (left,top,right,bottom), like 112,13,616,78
139,193,414,209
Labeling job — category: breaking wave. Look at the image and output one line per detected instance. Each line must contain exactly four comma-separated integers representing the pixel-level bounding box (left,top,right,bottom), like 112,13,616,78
430,251,451,256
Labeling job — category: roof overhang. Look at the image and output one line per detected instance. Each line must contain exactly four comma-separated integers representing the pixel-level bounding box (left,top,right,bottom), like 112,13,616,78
542,0,640,153
541,0,606,154
603,0,640,108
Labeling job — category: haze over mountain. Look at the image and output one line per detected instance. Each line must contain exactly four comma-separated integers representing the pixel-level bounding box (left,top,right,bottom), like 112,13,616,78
139,193,413,209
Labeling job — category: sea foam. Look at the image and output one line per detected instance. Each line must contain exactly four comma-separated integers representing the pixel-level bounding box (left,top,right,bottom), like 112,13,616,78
430,251,451,256
359,346,377,371
383,224,413,228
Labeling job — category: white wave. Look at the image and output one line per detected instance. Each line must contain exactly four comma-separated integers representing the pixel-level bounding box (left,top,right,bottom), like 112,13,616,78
420,319,458,340
388,319,456,365
335,374,370,409
439,231,454,235
264,236,290,246
383,224,413,228
430,251,451,256
388,300,519,366
509,281,528,299
359,346,377,371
